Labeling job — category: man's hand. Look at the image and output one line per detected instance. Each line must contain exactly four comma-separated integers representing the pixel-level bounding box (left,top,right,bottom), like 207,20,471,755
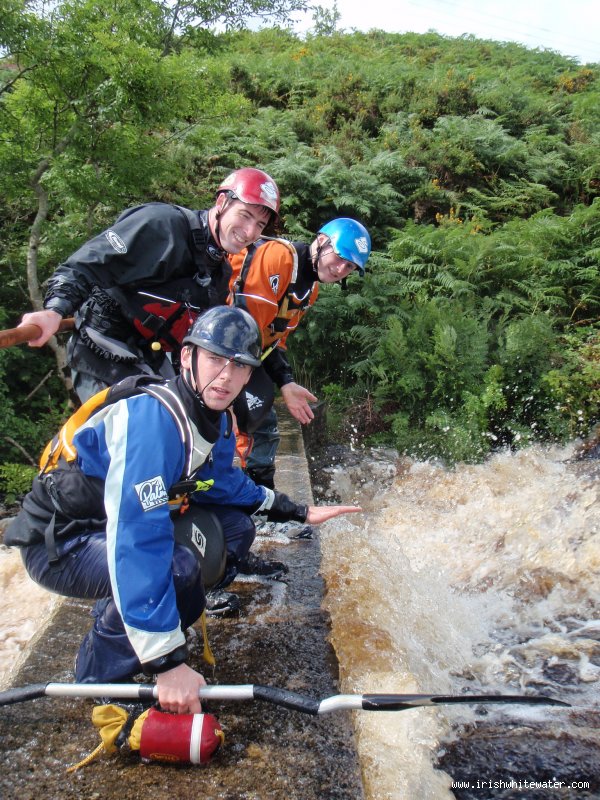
19,309,62,346
306,505,363,525
156,662,206,714
280,382,318,425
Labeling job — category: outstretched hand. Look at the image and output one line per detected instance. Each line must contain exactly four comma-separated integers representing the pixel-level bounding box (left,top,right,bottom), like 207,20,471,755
280,382,318,425
305,504,362,525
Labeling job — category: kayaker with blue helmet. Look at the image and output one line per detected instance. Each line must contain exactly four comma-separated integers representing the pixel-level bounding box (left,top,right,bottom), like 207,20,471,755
229,218,372,490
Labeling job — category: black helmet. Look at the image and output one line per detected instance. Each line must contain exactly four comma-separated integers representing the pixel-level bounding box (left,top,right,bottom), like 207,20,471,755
183,306,262,368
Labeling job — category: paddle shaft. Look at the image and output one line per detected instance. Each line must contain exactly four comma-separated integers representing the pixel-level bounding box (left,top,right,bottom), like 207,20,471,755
0,317,74,349
0,682,570,714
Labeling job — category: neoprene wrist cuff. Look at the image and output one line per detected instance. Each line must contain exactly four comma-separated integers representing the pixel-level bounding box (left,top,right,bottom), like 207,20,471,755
44,298,72,318
266,491,308,523
277,373,295,388
141,643,189,676
290,503,308,522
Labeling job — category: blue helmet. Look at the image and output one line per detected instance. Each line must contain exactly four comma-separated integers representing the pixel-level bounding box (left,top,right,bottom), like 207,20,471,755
318,218,371,276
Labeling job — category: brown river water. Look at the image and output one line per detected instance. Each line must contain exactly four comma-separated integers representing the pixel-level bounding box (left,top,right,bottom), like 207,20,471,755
315,441,599,798
1,439,599,798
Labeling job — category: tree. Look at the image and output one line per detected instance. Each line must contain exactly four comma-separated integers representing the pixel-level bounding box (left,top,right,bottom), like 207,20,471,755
310,2,342,37
0,0,307,397
0,0,308,466
1,21,598,469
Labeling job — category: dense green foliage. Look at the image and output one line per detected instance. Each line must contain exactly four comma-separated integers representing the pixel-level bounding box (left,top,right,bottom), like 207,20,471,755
1,1,598,478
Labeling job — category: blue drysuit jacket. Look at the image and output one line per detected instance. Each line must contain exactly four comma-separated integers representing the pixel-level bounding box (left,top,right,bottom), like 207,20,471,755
73,392,270,667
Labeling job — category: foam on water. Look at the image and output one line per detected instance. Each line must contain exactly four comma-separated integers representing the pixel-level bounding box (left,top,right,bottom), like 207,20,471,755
318,443,599,798
0,545,58,689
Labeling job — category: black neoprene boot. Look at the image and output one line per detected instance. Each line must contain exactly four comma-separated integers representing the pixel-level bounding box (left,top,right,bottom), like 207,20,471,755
236,551,288,580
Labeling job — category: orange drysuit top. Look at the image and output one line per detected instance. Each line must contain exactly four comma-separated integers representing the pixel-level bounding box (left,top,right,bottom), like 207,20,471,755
228,238,319,353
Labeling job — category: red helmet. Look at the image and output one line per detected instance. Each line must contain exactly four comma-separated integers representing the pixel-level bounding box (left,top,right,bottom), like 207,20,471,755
216,168,280,217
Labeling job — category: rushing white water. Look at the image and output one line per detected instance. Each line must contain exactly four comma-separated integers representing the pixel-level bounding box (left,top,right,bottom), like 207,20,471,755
0,542,58,689
317,442,600,799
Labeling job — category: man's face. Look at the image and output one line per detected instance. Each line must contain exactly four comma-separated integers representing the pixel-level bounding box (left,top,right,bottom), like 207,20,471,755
216,197,271,254
315,234,358,283
181,346,252,411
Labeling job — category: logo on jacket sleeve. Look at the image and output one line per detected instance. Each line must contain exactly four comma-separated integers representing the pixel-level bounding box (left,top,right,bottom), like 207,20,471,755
134,476,169,511
269,274,280,295
105,230,128,254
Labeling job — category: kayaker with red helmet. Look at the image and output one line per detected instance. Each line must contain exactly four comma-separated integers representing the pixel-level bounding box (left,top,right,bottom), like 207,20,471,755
19,167,280,403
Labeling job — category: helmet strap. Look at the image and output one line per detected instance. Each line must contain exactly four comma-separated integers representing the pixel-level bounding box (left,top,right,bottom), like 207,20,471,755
311,238,323,275
181,345,205,402
312,234,331,278
211,193,232,251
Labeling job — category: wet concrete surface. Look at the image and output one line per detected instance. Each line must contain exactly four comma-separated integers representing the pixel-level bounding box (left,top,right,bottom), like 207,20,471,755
0,402,365,800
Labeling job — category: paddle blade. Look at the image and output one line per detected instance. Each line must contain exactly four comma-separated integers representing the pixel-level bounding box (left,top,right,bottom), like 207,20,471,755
360,693,570,711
